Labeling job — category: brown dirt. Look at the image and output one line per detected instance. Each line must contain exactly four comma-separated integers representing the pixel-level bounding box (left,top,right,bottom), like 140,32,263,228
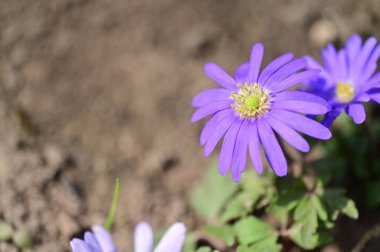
1,0,380,251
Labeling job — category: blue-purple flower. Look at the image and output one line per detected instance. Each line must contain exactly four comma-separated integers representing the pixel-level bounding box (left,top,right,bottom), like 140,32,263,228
191,43,331,182
304,34,380,126
70,222,186,252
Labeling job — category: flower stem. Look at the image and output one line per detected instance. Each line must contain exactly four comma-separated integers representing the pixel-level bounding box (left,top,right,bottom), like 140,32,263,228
105,178,120,231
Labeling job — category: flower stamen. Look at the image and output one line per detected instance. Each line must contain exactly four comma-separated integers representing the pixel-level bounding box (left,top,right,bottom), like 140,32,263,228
335,81,355,103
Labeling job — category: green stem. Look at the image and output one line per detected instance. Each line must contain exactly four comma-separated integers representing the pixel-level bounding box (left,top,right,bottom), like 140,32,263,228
105,178,120,231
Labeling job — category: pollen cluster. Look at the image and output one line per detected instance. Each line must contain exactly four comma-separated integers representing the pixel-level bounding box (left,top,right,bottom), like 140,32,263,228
335,81,355,103
231,83,270,119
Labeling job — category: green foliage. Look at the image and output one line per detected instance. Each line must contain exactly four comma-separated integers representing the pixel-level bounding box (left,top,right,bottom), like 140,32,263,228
204,225,235,246
105,178,120,231
0,221,12,241
12,231,32,249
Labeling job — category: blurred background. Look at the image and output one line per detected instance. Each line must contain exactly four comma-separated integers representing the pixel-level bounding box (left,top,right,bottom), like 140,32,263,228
1,0,380,251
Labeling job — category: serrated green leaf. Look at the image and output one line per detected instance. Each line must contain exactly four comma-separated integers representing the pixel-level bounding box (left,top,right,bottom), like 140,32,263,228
204,225,235,246
291,231,333,249
190,159,239,222
293,196,318,245
248,236,281,252
341,199,358,219
312,195,328,221
234,216,276,245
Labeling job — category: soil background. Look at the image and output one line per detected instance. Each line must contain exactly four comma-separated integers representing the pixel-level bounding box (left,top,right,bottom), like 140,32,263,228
1,0,380,251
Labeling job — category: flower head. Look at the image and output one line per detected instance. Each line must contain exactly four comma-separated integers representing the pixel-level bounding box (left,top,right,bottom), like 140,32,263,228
70,222,186,252
304,34,380,126
191,43,331,182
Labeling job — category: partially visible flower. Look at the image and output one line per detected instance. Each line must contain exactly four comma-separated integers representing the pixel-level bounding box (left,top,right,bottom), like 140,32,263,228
191,43,331,182
70,225,117,252
134,222,186,252
70,222,186,252
304,34,380,126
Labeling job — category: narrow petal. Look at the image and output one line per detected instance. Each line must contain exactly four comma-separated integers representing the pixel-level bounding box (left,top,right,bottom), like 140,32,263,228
346,103,366,124
218,119,243,176
270,69,320,93
321,106,343,127
337,49,348,80
321,44,339,79
204,63,237,90
70,239,92,252
231,120,249,182
248,121,263,173
191,101,232,122
154,223,186,252
92,226,117,252
352,37,377,79
257,119,287,176
192,88,231,107
264,58,306,91
369,90,380,103
355,93,370,102
258,53,294,85
265,115,310,152
200,109,233,145
346,35,362,74
270,109,332,140
134,222,154,252
84,232,102,252
274,91,330,108
357,45,380,84
235,62,249,84
204,112,237,156
248,43,264,83
304,55,330,81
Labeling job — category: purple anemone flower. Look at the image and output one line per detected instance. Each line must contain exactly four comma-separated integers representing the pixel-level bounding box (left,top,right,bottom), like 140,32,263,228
304,34,380,127
191,43,332,182
70,225,117,252
134,222,186,252
70,222,186,252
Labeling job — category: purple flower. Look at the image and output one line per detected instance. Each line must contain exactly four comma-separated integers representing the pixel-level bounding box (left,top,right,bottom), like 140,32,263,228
134,222,186,252
70,222,186,252
304,34,380,126
191,43,331,182
70,225,117,252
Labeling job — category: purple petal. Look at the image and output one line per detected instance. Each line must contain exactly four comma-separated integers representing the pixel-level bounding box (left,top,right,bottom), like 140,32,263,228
204,111,237,156
92,226,117,252
263,58,306,91
235,62,249,84
218,119,243,176
200,109,234,145
134,222,154,252
270,69,320,94
270,109,332,140
304,55,330,81
154,223,186,252
204,63,237,90
257,119,287,176
346,103,366,124
191,101,232,122
248,43,264,83
321,106,343,127
346,35,362,74
70,239,92,252
248,121,263,173
369,90,380,103
357,46,380,84
351,37,377,80
258,53,294,85
265,115,310,152
84,232,102,252
321,44,339,79
231,120,249,182
355,93,370,102
192,88,231,107
337,49,348,80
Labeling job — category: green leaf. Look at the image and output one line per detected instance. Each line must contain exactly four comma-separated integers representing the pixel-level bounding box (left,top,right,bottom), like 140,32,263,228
312,195,328,221
204,225,235,246
12,231,32,249
190,159,239,222
234,216,276,246
322,189,359,220
0,221,12,241
221,190,262,222
341,199,359,219
293,196,318,245
291,231,333,250
237,237,281,252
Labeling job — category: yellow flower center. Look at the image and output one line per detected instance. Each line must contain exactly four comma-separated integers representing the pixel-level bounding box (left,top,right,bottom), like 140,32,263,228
231,83,270,119
335,81,355,103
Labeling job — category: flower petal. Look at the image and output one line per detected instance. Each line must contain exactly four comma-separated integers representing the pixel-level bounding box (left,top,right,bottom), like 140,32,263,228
263,58,306,91
321,44,339,79
369,90,380,103
346,103,366,124
92,226,117,252
204,111,237,156
257,119,287,176
248,43,264,83
191,101,232,122
258,53,294,85
218,119,243,176
84,232,102,252
270,109,332,140
235,62,249,84
321,106,343,127
192,88,231,107
352,37,377,80
70,239,92,252
270,69,320,94
231,120,249,182
248,121,263,174
346,34,362,74
204,63,237,90
154,223,186,252
134,222,154,252
265,115,310,152
200,109,234,146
